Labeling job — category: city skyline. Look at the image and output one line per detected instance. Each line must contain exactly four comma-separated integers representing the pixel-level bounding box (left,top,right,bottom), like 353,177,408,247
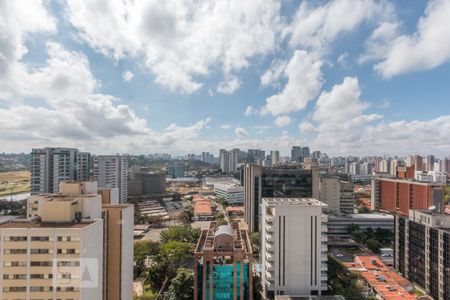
1,1,450,156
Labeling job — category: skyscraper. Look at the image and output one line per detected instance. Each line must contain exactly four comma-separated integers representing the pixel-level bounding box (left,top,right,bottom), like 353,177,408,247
31,147,91,194
93,155,128,203
243,165,319,232
270,150,280,165
261,198,328,298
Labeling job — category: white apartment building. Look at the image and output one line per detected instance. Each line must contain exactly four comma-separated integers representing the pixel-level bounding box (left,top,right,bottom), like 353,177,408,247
414,171,447,184
214,182,244,205
261,198,328,299
32,148,90,194
93,155,128,203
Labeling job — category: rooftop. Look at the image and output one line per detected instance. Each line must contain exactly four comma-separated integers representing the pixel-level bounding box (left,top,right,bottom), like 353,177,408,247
0,219,99,228
263,197,327,207
344,256,416,300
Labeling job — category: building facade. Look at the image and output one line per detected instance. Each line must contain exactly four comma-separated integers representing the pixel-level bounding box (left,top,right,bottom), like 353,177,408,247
371,178,445,215
93,155,128,203
261,198,328,298
319,177,354,214
194,222,253,300
243,165,319,232
31,147,91,194
395,210,450,300
214,183,244,205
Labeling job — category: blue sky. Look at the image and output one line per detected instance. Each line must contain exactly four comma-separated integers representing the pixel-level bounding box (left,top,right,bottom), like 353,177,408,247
1,0,450,156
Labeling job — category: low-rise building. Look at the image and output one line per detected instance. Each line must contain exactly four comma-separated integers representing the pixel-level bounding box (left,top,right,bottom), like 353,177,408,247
194,221,253,299
214,182,244,205
327,213,394,238
344,256,416,300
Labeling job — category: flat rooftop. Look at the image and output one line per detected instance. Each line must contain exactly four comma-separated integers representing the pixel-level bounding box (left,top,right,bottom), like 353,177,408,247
263,198,327,207
0,219,99,228
30,193,99,202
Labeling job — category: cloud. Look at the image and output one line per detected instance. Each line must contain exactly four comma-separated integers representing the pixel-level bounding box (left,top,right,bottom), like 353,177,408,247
260,59,287,87
337,52,349,68
359,21,401,64
217,75,241,94
219,124,233,130
65,0,282,94
235,127,249,139
283,0,395,54
159,118,211,146
261,50,323,116
122,71,134,82
299,121,316,134
374,0,450,77
244,106,257,116
274,116,292,127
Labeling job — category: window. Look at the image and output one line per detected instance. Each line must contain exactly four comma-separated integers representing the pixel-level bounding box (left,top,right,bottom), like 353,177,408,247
4,236,27,242
31,236,50,241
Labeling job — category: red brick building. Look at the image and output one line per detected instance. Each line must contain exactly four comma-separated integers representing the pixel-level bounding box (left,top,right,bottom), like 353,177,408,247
371,178,445,215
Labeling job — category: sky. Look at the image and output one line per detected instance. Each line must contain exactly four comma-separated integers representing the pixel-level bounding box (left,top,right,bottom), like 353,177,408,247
1,0,450,157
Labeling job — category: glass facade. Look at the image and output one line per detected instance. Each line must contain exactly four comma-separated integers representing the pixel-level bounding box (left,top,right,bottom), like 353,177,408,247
197,261,250,300
261,169,312,198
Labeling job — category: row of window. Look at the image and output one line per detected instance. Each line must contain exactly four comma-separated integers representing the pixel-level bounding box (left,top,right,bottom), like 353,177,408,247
3,286,80,292
4,248,79,254
4,261,80,267
4,236,81,242
3,274,53,279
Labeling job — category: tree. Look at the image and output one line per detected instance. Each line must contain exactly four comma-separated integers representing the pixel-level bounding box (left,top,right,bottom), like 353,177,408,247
374,228,393,244
167,268,194,300
250,232,261,256
366,239,382,253
160,241,194,276
253,274,263,300
160,226,200,244
134,240,160,277
347,224,360,234
180,208,193,224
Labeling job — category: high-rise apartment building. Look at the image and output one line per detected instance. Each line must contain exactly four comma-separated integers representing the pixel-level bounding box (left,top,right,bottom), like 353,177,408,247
371,178,445,215
395,210,450,300
1,192,104,299
243,165,319,232
261,198,328,298
291,146,309,163
247,149,265,164
102,205,133,300
93,155,128,203
319,177,354,214
25,181,133,300
31,147,91,194
194,221,253,299
271,150,280,165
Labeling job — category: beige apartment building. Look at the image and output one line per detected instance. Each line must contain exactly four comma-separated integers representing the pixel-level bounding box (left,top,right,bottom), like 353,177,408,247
0,193,103,300
0,181,133,300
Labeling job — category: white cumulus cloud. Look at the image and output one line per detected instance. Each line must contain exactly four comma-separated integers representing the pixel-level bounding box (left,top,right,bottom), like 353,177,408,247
235,127,249,139
374,0,450,78
122,71,134,82
274,116,292,127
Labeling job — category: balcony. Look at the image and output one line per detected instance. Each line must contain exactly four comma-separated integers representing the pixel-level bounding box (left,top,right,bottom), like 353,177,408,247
265,234,274,243
266,262,274,271
265,243,273,252
266,252,273,261
266,215,274,223
265,224,273,232
321,245,327,252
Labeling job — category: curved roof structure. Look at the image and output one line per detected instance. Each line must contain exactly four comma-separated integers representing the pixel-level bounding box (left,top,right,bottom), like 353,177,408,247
214,224,233,237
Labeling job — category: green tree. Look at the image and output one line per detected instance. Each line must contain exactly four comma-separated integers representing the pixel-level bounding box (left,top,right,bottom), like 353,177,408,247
160,226,200,244
134,240,160,277
160,241,194,275
374,228,393,244
167,268,194,300
366,239,382,253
